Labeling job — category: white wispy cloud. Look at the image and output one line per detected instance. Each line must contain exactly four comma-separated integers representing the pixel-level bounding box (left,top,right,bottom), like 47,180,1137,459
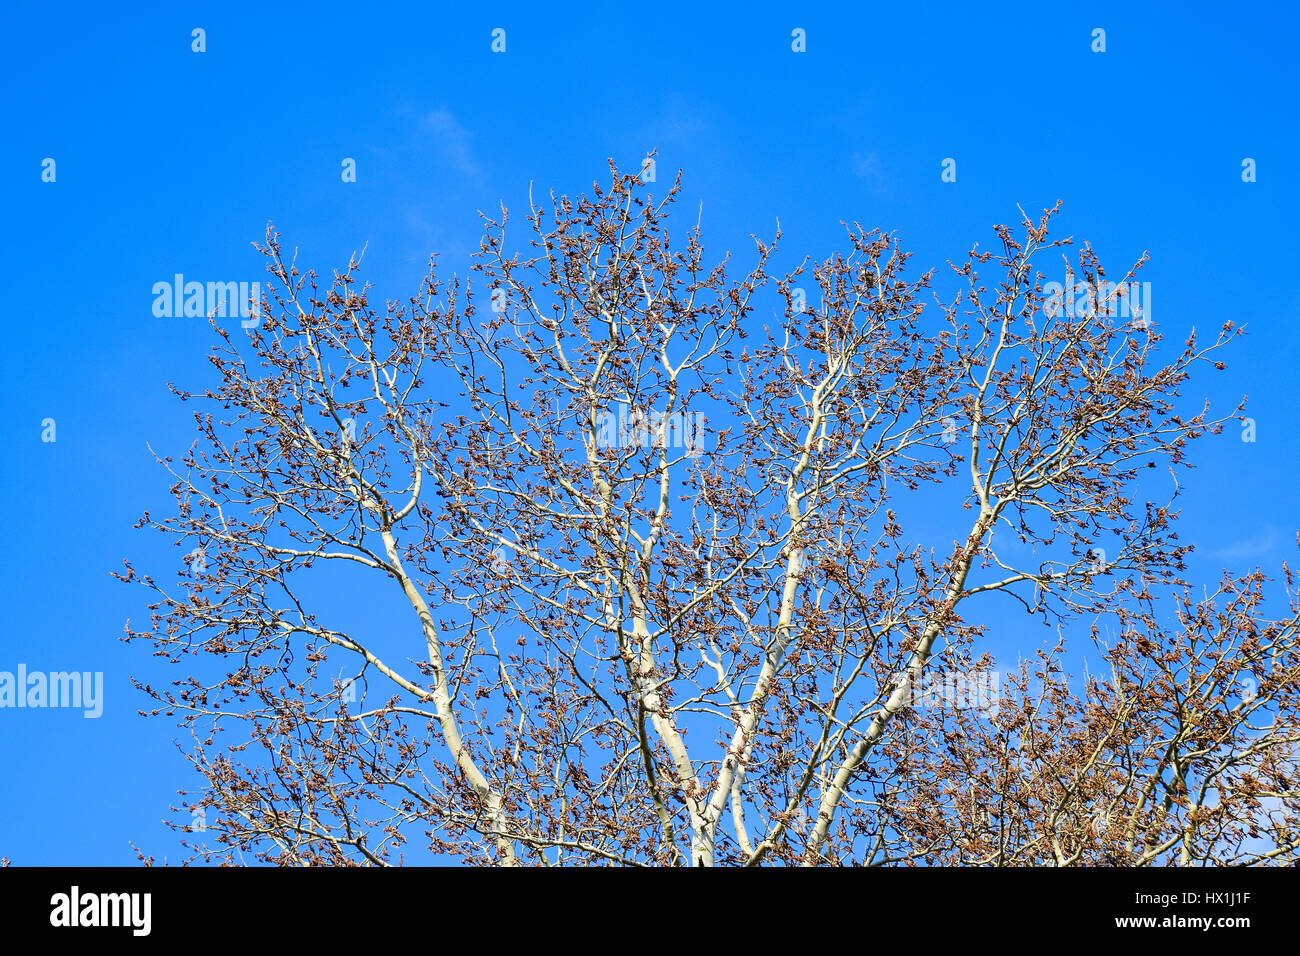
1205,525,1282,562
851,151,889,195
422,108,478,175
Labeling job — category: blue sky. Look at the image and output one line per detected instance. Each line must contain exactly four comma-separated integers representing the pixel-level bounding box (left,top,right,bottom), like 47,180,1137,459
2,1,1297,863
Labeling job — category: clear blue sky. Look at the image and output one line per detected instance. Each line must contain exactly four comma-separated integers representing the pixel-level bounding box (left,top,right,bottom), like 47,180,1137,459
2,1,1297,863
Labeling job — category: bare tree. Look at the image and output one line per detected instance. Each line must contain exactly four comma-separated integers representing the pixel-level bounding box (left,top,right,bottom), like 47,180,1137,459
120,160,1299,866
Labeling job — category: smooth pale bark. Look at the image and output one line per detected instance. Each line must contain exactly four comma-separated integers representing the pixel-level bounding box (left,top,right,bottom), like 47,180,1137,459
382,526,519,865
803,511,993,863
